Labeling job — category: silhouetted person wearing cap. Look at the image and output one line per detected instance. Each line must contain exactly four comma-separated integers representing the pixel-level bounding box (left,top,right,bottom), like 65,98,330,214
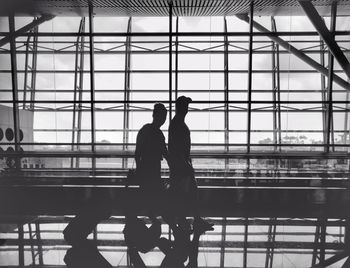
135,103,169,216
168,96,214,230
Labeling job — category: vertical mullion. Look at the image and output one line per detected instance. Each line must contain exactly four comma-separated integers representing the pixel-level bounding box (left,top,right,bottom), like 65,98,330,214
243,217,249,268
18,224,24,267
89,3,96,169
275,26,282,149
326,2,337,153
271,17,277,151
175,16,179,100
169,0,173,121
123,17,132,169
220,217,227,268
224,17,229,169
246,1,254,153
9,14,21,169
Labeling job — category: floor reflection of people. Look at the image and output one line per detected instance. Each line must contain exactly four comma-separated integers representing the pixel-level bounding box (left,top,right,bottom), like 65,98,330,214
64,239,112,268
135,103,169,217
124,213,192,268
63,190,112,267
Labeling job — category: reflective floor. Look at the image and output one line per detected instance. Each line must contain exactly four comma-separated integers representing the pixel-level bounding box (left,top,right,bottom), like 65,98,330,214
0,215,347,268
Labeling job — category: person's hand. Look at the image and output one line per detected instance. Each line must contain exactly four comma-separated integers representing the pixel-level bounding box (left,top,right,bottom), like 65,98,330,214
184,160,194,175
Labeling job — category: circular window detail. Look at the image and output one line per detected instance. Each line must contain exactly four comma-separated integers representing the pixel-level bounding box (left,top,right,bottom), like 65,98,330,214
0,128,3,141
6,147,14,152
19,129,24,141
5,128,14,141
6,147,15,168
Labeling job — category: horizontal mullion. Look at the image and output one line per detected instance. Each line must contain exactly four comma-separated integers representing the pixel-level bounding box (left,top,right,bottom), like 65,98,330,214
1,100,350,104
1,69,345,73
0,89,348,93
13,39,350,44
0,31,349,37
30,129,333,133
4,109,346,113
0,50,336,55
4,142,350,147
2,151,350,159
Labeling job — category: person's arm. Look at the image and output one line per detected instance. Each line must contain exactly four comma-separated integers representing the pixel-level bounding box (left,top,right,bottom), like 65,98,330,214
135,129,143,169
160,132,170,167
169,124,191,173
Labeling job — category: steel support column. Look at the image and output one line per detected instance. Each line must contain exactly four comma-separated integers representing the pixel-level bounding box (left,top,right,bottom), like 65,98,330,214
23,19,38,111
320,38,328,148
71,17,85,168
298,0,350,81
89,3,96,170
271,17,281,152
236,14,350,90
169,1,173,121
9,14,21,169
122,17,132,169
224,17,229,169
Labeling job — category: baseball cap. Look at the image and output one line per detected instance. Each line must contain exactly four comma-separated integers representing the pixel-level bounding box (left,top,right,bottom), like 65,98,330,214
175,96,192,106
153,103,167,114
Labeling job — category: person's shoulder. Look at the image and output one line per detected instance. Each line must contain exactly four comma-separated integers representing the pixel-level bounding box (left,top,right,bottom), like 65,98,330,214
138,123,151,135
141,123,152,130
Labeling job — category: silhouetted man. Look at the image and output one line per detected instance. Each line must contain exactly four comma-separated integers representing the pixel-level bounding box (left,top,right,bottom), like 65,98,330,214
168,96,213,233
135,103,168,214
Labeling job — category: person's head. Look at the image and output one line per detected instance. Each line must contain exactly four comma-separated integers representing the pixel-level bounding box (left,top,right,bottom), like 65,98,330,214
152,103,167,127
175,96,192,116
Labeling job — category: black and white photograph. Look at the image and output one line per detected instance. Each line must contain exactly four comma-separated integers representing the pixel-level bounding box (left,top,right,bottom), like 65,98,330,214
0,0,350,267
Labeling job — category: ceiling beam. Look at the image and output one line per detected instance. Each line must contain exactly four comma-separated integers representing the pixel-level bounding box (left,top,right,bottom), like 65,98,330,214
0,15,54,48
236,14,350,91
298,0,350,82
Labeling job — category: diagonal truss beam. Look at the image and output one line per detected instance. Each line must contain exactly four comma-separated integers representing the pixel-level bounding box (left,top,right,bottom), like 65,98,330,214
310,250,350,268
236,14,350,90
298,0,350,81
0,15,54,48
